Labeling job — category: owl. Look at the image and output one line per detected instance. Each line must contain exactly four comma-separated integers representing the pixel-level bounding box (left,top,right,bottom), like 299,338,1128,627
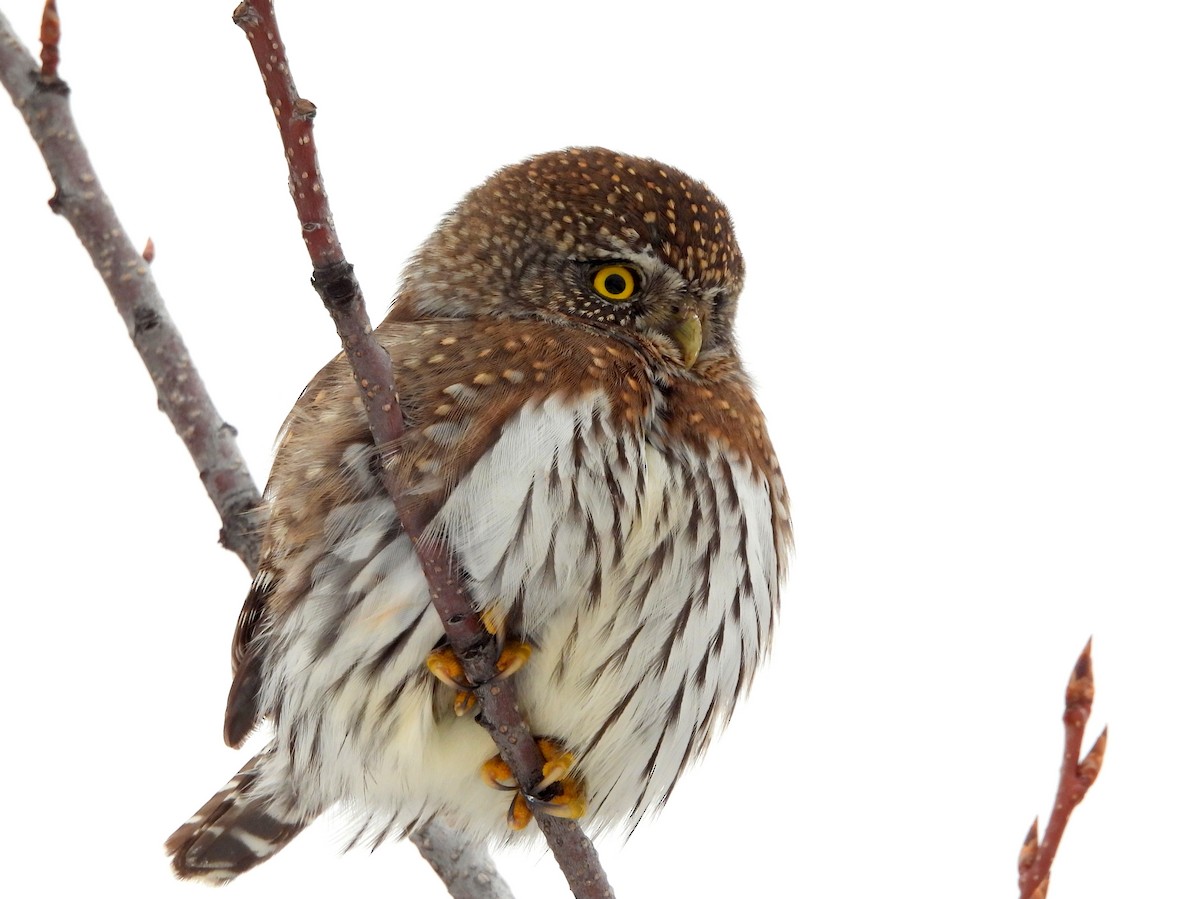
167,147,791,882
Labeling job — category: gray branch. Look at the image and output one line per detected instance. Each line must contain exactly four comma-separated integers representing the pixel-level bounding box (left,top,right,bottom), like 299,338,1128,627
0,8,512,898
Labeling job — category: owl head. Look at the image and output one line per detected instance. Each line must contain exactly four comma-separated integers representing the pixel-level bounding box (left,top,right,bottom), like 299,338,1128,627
390,147,746,374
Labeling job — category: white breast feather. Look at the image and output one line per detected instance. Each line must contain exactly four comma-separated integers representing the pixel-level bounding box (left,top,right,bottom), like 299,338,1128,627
257,388,779,841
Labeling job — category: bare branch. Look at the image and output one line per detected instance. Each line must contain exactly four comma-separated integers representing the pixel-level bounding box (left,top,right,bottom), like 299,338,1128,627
411,820,517,899
1017,639,1108,898
0,3,261,566
1,7,514,898
232,2,615,896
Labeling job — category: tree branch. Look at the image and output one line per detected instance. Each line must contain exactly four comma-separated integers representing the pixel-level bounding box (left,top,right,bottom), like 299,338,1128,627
411,820,517,899
0,5,514,898
1017,639,1108,899
232,2,615,896
0,2,261,567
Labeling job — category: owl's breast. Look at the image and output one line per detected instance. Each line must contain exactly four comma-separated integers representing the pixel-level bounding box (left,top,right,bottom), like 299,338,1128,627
428,384,780,830
426,388,641,629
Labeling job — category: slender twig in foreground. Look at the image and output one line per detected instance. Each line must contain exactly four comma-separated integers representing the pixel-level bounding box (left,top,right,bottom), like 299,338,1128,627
231,2,615,896
0,6,512,898
1017,639,1108,899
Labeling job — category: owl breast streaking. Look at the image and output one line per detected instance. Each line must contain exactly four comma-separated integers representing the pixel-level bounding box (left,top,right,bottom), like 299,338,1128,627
167,147,791,883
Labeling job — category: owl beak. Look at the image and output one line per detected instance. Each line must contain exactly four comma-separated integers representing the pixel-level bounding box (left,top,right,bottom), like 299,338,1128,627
671,312,703,369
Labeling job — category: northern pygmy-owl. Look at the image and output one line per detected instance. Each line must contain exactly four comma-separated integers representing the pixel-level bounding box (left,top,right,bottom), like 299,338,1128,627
168,147,791,882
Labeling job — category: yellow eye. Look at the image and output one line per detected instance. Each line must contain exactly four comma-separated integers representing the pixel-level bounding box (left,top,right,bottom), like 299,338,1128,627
591,264,638,301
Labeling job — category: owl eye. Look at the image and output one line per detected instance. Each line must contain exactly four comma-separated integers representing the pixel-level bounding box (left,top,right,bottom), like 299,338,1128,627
591,264,638,302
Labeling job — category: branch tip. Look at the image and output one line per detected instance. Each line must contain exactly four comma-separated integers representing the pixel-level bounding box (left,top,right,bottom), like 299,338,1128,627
1017,639,1106,898
1018,819,1039,872
38,0,61,83
1065,637,1095,709
1078,726,1108,784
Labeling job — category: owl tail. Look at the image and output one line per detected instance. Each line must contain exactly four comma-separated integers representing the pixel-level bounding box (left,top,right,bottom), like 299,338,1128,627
166,746,311,884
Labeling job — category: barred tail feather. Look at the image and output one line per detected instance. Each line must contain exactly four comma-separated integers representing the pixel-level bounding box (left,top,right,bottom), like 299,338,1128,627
166,748,310,885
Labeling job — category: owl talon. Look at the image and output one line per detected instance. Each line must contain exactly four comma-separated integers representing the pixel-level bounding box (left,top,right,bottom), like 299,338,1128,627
426,646,469,690
536,749,575,792
527,783,587,820
426,640,530,687
453,691,477,717
481,755,518,791
495,641,532,680
480,606,505,640
427,641,531,716
507,794,533,830
503,787,585,827
481,739,585,829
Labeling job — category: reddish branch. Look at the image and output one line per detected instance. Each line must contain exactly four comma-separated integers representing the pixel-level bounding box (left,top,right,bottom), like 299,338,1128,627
232,2,615,896
1017,640,1108,899
0,5,512,898
36,0,56,80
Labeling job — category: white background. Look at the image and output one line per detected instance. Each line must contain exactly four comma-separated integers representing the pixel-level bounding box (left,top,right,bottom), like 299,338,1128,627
2,2,1197,896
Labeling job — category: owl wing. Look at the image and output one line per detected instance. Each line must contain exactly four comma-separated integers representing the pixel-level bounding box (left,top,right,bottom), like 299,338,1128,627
224,578,271,746
221,316,653,748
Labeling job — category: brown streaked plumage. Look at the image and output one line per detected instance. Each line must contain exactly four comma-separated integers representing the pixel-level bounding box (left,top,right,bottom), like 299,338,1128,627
168,147,790,883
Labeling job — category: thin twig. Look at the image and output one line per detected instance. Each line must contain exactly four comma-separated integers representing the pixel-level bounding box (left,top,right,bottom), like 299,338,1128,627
1017,639,1108,899
232,2,615,896
0,6,513,898
36,0,57,81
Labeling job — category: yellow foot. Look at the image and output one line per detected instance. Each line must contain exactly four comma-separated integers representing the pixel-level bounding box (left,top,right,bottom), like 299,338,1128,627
426,641,532,716
496,641,533,678
480,738,587,830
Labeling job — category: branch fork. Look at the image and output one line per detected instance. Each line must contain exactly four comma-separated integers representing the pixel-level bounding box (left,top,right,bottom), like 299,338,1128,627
0,3,514,896
1017,639,1108,899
